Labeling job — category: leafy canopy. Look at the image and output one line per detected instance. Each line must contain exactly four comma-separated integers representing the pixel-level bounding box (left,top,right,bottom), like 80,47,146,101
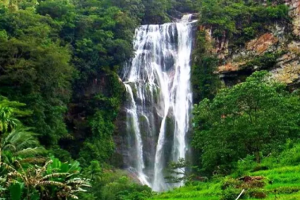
193,71,300,175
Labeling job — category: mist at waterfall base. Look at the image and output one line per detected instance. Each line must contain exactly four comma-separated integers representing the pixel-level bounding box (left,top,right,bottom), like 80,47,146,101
122,15,194,192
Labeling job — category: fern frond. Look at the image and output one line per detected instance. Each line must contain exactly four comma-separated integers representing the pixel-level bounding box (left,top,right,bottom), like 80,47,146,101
70,187,88,193
20,157,46,164
41,173,70,180
15,147,46,156
67,179,90,186
2,144,16,152
68,194,79,199
0,162,18,173
38,181,68,188
37,160,53,177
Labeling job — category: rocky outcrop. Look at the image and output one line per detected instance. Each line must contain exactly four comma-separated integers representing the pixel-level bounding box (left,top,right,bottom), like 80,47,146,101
217,32,281,74
215,0,300,86
217,31,300,85
246,33,279,54
217,62,242,73
286,0,300,36
201,26,229,60
271,41,300,84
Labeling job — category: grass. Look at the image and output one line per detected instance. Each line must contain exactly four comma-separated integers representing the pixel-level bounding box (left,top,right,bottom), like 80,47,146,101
149,144,300,200
149,181,222,199
149,182,222,199
148,165,300,200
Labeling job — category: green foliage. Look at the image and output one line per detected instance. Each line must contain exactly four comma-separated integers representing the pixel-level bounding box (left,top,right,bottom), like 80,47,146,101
150,163,300,200
0,0,133,151
199,0,290,48
0,6,74,146
0,6,133,200
193,71,300,175
101,174,152,200
140,0,198,24
37,0,75,20
221,187,241,200
278,142,300,166
0,99,89,200
79,166,152,200
192,0,290,103
165,158,190,184
9,182,23,200
192,55,221,102
141,0,173,24
0,30,8,41
78,108,116,166
234,155,257,177
79,160,103,200
1,127,46,162
241,52,284,71
0,157,90,199
0,97,31,135
0,1,298,200
0,106,19,134
192,30,221,102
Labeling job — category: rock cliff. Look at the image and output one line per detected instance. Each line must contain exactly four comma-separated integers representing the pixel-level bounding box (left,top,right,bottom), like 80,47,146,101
203,0,300,87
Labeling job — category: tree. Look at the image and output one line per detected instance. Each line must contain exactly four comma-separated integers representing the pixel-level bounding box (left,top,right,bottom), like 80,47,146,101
0,7,74,146
192,71,300,175
165,158,190,184
141,0,172,24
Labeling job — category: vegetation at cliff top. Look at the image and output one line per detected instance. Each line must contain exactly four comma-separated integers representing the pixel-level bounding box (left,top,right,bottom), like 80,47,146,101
199,0,290,49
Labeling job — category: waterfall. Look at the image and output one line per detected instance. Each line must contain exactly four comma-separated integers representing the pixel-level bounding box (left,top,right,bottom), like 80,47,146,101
123,14,194,192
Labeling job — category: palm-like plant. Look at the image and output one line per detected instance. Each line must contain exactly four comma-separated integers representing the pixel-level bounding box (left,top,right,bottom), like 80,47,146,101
0,102,23,163
0,99,90,199
1,127,46,163
0,97,30,135
1,158,90,200
0,106,20,134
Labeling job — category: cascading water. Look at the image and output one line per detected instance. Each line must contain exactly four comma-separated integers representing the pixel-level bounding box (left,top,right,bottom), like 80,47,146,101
123,14,194,192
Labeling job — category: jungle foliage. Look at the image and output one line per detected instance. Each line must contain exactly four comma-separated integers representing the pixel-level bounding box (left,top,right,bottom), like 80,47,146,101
0,0,196,199
0,0,298,199
198,0,290,49
191,0,290,102
193,71,300,175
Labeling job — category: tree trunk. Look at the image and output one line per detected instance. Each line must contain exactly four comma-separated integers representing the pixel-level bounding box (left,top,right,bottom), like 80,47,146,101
255,151,261,163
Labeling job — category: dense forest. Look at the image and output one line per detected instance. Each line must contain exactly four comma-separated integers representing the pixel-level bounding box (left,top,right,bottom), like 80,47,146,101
0,0,300,199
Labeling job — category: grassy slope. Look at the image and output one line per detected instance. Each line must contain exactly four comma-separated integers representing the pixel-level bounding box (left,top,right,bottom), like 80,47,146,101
149,165,300,200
